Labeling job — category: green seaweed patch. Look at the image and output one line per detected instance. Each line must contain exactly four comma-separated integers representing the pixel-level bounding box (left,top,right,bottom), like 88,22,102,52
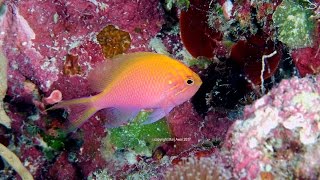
0,3,6,16
187,57,212,69
42,130,67,151
23,120,73,161
40,129,68,160
108,111,171,156
25,124,41,136
273,0,316,49
165,0,190,11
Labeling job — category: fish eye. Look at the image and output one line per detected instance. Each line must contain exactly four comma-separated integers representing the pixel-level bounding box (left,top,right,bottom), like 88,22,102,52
186,78,194,85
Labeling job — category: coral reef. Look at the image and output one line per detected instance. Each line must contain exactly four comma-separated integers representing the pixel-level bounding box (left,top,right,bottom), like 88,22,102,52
1,0,164,178
165,156,231,180
225,75,320,179
1,0,320,179
166,102,233,155
48,153,77,180
2,0,163,96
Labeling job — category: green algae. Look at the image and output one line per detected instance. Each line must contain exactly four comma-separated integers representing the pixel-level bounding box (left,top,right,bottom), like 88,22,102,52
25,122,68,160
25,124,41,136
108,111,171,156
42,132,66,151
186,57,212,69
39,130,67,160
273,0,316,49
0,3,6,16
165,0,190,10
88,169,112,180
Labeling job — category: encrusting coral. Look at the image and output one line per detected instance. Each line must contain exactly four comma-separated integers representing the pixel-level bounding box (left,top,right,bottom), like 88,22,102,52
97,25,131,58
225,75,320,179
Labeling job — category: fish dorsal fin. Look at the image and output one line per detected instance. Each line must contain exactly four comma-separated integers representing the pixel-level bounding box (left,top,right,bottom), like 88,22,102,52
88,52,158,92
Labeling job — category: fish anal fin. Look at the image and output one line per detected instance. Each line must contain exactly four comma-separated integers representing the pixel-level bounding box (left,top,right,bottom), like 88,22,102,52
66,105,97,133
47,97,98,133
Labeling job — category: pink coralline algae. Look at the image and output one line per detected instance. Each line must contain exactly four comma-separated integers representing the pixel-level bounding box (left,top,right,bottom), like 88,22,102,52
1,0,163,97
165,156,231,179
20,145,46,178
166,102,233,155
0,0,164,178
48,153,77,180
292,24,320,76
76,116,108,177
225,75,320,179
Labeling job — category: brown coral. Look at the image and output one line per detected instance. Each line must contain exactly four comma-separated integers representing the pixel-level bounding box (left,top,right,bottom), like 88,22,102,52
97,25,131,58
63,54,81,75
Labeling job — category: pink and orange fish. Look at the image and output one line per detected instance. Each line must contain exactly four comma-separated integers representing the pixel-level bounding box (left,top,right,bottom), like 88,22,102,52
50,52,202,132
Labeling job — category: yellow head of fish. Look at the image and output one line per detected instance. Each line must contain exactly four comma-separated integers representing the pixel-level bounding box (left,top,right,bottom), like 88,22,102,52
163,59,202,106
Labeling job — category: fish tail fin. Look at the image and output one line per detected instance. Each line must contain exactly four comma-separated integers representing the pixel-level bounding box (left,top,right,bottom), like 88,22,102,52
47,97,98,133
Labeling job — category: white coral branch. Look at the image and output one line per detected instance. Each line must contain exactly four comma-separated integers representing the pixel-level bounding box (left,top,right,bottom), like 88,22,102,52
0,143,33,180
0,50,11,128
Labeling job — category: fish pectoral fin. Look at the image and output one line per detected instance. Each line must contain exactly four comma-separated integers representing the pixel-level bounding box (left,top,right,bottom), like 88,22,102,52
103,107,140,128
142,99,176,125
142,108,168,125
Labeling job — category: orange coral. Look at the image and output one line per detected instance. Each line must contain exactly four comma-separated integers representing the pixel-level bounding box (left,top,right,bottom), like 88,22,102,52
97,25,131,58
63,54,81,75
260,172,274,180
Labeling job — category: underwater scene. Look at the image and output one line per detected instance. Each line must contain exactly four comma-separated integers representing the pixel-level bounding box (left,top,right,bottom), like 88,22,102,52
0,0,320,179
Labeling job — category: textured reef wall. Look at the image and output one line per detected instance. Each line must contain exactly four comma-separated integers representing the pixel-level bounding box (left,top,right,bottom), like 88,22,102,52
0,0,320,179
